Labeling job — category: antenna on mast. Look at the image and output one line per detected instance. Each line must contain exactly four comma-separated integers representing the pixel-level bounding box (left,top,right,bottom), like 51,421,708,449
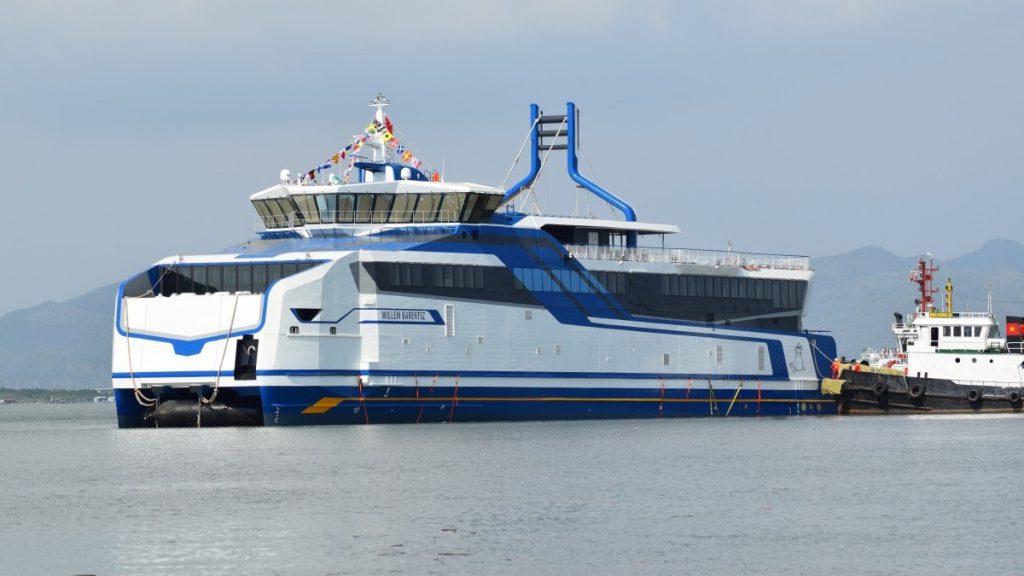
368,93,391,163
909,255,941,317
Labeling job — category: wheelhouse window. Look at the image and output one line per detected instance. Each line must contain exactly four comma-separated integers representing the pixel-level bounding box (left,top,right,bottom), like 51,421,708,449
372,193,395,223
294,194,320,224
390,193,417,223
335,194,353,222
439,193,465,222
415,194,442,223
354,194,373,223
256,191,504,227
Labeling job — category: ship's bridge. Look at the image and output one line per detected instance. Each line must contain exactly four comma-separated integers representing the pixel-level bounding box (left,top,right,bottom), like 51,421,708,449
250,163,505,237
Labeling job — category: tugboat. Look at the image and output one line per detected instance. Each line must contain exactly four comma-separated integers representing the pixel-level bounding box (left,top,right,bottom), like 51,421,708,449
827,256,1024,414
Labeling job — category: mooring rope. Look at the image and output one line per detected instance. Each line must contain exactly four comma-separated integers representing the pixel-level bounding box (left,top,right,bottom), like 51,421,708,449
122,298,157,408
198,294,240,428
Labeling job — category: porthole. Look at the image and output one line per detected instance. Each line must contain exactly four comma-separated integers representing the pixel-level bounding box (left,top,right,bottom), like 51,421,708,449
990,359,994,363
955,358,961,363
972,358,977,363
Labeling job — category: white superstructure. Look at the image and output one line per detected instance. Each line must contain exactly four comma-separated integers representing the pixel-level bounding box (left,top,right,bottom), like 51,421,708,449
110,97,839,427
864,257,1024,387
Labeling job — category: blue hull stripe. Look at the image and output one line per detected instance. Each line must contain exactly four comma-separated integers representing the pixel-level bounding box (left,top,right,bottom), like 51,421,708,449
113,385,836,427
112,368,791,381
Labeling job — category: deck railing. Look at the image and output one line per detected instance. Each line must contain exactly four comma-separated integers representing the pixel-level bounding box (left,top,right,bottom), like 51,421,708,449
257,210,462,230
565,244,811,271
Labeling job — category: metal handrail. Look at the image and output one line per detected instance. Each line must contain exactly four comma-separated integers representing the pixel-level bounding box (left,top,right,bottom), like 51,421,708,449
257,209,463,230
565,244,811,271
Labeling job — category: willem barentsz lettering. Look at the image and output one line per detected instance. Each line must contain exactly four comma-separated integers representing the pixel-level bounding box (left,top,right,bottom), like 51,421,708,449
378,309,429,321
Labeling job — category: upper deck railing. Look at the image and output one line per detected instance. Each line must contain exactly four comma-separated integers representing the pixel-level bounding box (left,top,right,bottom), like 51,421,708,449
256,209,463,230
565,244,811,271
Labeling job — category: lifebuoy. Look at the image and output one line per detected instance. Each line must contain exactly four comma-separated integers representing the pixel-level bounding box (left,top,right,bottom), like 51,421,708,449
908,383,924,399
873,381,888,398
967,389,982,403
1009,390,1021,404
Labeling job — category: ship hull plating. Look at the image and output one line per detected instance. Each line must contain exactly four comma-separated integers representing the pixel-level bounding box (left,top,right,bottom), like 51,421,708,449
836,371,1024,415
115,382,836,428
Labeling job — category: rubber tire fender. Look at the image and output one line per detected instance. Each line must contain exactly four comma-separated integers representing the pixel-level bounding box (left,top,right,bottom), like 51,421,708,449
967,389,982,403
908,383,925,400
873,381,888,398
1009,390,1021,404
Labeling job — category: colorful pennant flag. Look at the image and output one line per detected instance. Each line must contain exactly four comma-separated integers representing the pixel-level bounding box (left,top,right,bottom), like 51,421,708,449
402,150,413,162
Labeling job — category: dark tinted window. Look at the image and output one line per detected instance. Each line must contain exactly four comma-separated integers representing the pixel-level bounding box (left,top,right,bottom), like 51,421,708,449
153,262,320,296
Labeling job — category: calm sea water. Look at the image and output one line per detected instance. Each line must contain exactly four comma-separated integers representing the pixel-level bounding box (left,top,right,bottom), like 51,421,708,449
1,404,1022,576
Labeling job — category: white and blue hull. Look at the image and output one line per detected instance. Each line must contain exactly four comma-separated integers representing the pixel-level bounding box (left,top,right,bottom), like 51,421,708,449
112,226,838,427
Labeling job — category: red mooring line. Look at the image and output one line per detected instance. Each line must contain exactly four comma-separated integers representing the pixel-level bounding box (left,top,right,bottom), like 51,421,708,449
357,376,369,424
414,374,422,423
659,377,665,418
448,374,460,423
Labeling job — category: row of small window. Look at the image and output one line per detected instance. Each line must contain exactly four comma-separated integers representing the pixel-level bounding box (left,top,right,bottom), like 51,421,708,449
662,275,807,309
385,263,485,290
155,262,319,296
254,192,503,228
511,267,596,294
592,271,628,295
943,326,984,338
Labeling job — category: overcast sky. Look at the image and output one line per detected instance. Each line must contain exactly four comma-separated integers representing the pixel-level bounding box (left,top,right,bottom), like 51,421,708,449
1,0,1021,315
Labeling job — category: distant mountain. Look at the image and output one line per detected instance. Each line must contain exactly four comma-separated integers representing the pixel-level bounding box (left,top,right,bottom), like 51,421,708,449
0,284,117,389
2,240,1023,388
805,239,1024,357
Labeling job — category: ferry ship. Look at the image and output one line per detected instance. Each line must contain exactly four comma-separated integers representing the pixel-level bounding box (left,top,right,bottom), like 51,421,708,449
833,257,1024,413
111,96,839,427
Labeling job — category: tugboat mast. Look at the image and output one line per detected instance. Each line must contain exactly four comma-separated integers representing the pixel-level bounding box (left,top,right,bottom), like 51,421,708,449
910,256,940,317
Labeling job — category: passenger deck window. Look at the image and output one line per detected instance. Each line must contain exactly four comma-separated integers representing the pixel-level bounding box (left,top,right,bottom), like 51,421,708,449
151,262,320,297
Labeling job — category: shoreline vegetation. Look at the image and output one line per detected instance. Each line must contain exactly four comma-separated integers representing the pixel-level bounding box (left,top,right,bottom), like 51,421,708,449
0,388,113,404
